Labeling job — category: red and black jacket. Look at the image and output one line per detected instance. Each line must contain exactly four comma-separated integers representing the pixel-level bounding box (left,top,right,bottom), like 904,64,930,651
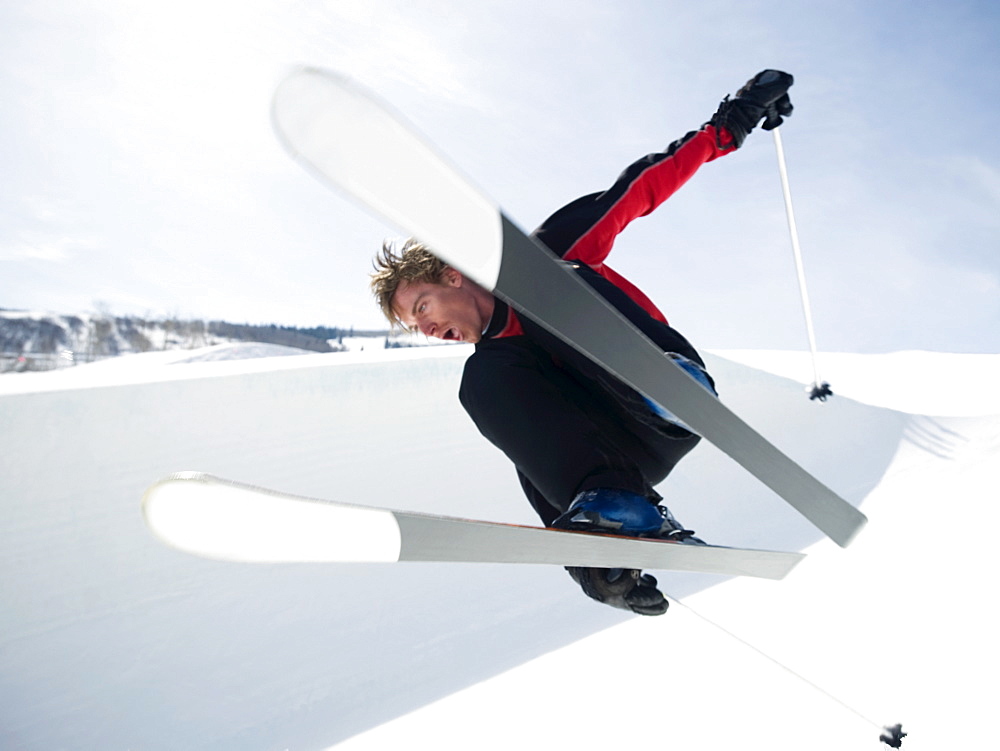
481,123,734,341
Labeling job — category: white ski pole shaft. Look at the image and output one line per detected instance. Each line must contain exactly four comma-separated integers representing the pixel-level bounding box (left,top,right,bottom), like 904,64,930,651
772,127,822,389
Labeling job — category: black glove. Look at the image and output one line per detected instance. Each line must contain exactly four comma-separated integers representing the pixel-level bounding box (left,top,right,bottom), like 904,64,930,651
566,566,669,616
710,69,794,148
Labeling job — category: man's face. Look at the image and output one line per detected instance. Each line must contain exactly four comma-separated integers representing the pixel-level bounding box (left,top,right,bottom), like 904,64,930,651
392,269,487,344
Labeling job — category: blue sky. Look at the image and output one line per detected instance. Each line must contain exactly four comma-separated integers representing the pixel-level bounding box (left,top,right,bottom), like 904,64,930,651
2,0,998,353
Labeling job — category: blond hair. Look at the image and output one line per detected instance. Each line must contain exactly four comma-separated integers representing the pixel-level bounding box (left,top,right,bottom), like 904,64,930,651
370,239,449,327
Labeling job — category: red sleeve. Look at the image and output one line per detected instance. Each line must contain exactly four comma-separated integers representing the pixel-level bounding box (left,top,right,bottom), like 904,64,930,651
563,125,734,268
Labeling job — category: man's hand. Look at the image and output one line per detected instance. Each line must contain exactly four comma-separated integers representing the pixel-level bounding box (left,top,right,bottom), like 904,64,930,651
566,566,669,616
711,69,794,148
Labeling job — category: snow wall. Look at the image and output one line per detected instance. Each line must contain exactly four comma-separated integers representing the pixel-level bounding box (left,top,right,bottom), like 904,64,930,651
1,346,908,749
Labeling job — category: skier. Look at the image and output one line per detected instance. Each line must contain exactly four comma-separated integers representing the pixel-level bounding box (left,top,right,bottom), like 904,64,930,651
370,70,794,616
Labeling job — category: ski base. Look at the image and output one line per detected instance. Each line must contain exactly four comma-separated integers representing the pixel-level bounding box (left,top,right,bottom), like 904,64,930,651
142,473,804,580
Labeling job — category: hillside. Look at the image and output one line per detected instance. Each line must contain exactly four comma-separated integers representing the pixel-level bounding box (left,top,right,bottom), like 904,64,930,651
0,309,417,372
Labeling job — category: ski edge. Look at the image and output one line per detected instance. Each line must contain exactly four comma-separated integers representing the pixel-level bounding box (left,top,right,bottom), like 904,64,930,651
141,473,804,580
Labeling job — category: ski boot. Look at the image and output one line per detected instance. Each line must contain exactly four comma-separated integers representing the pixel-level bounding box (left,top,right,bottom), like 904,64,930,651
551,488,664,537
552,488,705,545
711,69,794,148
554,489,704,616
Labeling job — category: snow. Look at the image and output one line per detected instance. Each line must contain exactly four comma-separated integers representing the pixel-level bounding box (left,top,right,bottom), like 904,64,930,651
1,347,997,750
717,349,1000,417
0,341,460,395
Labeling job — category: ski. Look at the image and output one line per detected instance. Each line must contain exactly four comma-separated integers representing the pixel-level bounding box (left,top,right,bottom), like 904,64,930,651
270,66,866,547
142,473,803,579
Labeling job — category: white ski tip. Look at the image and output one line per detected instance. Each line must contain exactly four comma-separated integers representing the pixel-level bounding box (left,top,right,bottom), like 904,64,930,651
142,473,402,563
271,66,504,290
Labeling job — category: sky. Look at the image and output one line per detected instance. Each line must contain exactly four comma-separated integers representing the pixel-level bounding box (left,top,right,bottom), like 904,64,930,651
2,0,999,354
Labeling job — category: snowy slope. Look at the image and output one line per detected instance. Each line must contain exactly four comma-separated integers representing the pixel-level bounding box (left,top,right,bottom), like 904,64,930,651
340,350,1000,751
2,347,996,750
